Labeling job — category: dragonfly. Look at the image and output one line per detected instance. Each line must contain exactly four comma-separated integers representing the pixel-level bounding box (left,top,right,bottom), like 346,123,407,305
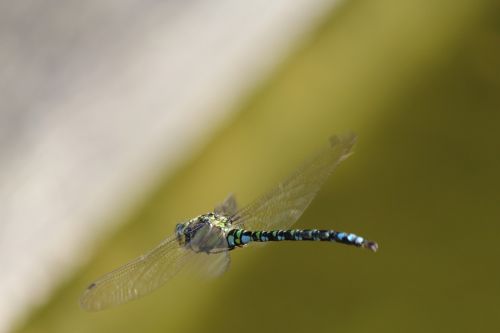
80,133,378,311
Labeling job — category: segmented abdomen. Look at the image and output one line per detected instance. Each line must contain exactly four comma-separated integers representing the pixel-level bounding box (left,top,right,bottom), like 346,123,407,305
227,228,378,252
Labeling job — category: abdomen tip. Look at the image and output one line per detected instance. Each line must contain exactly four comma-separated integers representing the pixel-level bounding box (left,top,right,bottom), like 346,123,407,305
364,241,379,252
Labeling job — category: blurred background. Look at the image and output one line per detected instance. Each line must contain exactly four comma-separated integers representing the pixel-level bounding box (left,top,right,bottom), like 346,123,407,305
1,0,499,332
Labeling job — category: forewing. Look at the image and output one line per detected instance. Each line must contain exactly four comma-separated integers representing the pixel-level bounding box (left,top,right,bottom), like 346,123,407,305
232,134,356,230
80,234,191,311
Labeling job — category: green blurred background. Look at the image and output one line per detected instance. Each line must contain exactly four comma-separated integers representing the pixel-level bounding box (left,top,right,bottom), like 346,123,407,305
16,0,500,332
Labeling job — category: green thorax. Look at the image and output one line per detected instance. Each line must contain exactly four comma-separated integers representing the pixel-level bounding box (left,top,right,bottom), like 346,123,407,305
176,212,234,253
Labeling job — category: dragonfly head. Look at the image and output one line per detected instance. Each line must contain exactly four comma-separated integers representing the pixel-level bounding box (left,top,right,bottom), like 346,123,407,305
175,222,189,245
175,217,207,246
175,222,184,236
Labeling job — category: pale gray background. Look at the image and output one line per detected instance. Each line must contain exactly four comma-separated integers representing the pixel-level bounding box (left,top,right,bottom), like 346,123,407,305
0,1,339,331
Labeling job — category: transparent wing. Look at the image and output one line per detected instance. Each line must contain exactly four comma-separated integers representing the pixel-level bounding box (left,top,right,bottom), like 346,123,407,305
232,134,356,231
204,251,230,277
80,234,191,311
214,193,238,216
185,222,231,277
186,251,231,278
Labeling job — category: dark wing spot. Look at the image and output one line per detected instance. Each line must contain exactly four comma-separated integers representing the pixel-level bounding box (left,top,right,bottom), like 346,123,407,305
87,282,96,290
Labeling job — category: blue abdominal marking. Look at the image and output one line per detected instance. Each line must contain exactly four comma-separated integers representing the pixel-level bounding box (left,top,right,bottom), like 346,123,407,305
227,228,375,250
